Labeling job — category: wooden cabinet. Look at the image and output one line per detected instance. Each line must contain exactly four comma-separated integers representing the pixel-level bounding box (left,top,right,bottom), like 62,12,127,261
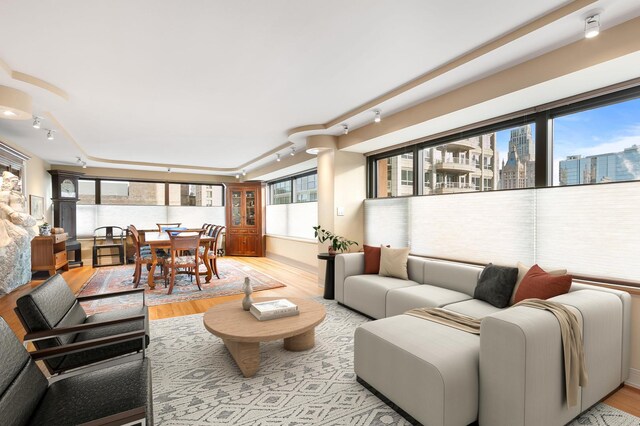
225,182,265,256
31,233,70,276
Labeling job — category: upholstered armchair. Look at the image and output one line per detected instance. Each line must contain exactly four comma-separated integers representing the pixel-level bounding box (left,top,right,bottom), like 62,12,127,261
14,273,149,374
0,316,152,425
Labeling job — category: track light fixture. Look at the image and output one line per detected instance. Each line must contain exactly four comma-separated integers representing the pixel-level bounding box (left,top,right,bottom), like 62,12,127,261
235,173,240,179
373,109,381,123
46,129,55,140
276,153,281,162
32,116,41,129
167,167,172,173
585,14,600,39
82,161,87,169
290,147,296,157
342,124,349,135
242,169,246,176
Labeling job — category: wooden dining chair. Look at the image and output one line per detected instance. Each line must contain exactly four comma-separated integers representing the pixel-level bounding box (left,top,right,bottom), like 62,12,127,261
129,225,166,287
163,229,205,295
156,222,182,232
202,225,225,279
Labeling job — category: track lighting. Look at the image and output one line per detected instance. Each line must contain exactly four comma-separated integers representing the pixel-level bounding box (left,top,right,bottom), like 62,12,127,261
585,15,600,39
276,153,281,162
235,173,240,179
342,124,349,135
46,130,54,140
82,161,87,169
32,117,41,129
373,109,381,123
242,169,246,176
290,147,295,157
167,167,172,173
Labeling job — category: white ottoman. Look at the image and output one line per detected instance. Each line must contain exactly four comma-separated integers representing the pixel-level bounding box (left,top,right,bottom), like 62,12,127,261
355,314,480,426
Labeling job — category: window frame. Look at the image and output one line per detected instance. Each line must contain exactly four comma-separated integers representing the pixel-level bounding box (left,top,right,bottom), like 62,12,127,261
267,169,317,205
367,84,640,198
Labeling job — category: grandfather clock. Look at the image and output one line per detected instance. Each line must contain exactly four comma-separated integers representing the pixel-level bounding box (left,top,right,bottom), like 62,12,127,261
49,170,84,266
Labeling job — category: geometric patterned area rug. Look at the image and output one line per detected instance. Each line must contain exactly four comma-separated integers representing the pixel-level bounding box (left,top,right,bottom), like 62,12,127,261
148,299,639,425
77,258,285,315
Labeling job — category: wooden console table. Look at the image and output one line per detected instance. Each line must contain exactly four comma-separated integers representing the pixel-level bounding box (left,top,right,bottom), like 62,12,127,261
31,233,69,276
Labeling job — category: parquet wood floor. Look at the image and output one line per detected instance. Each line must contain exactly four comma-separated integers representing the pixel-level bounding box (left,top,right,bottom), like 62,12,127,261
1,256,637,417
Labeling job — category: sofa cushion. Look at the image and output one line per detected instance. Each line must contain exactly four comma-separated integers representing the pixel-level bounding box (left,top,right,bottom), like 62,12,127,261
386,284,471,317
423,260,482,296
28,358,153,426
510,262,567,305
443,299,503,318
355,315,479,426
55,306,150,372
344,275,418,319
474,264,518,308
379,246,410,280
513,264,572,304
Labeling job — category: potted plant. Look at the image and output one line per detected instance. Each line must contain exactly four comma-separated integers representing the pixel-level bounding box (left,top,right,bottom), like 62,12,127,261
313,225,358,255
39,222,51,236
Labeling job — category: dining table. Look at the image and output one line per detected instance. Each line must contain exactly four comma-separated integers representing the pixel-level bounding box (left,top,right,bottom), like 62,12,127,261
143,231,216,290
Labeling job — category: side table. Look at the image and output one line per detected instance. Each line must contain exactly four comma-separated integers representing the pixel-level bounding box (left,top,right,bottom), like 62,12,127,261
317,253,336,300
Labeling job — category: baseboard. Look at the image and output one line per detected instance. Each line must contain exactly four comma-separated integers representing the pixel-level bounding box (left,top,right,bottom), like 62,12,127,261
265,252,318,274
625,368,640,389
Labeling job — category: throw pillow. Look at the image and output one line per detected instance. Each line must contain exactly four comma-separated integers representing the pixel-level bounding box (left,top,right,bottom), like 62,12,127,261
473,264,519,308
510,262,567,305
512,264,572,304
379,246,411,280
363,244,389,274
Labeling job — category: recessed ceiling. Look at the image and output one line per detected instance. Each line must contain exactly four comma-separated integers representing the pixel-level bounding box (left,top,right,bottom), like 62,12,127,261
0,0,638,176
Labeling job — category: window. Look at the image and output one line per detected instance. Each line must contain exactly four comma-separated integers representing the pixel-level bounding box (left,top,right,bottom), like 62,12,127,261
374,153,414,198
100,180,165,205
270,180,292,205
78,179,96,205
268,171,317,205
554,96,640,186
168,183,223,206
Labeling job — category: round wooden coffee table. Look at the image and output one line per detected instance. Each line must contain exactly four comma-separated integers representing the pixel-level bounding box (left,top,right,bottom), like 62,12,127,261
203,297,326,377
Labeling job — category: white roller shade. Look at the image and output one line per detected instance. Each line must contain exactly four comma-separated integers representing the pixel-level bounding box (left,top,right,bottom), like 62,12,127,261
536,181,640,281
364,198,409,248
266,202,317,240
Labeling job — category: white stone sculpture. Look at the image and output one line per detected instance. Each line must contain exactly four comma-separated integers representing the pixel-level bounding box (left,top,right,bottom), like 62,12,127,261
0,171,36,294
242,277,254,311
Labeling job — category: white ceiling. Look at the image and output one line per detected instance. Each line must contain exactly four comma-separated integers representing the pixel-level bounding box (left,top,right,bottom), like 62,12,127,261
0,0,639,177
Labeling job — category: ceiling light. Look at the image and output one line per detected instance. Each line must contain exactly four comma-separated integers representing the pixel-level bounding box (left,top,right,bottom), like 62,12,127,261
242,169,246,176
290,147,296,157
167,167,172,173
0,86,33,120
46,130,54,140
373,109,381,123
235,173,240,179
585,15,600,39
276,153,281,162
342,124,349,135
33,117,41,129
82,161,87,169
306,148,320,155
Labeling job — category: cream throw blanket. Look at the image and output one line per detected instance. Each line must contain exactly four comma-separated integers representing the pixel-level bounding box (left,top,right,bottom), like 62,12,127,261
406,299,587,407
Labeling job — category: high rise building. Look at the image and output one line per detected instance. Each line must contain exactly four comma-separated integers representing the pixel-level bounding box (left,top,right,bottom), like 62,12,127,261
499,125,535,189
559,144,640,185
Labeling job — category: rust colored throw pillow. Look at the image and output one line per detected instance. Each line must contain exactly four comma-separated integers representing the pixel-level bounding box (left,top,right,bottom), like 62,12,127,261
513,264,572,304
363,245,389,274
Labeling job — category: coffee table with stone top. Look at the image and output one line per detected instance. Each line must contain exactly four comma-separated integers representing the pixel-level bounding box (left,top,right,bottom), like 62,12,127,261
203,297,326,377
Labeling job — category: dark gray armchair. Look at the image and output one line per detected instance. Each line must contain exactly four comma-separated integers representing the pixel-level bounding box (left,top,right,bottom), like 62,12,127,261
14,273,149,374
0,316,152,425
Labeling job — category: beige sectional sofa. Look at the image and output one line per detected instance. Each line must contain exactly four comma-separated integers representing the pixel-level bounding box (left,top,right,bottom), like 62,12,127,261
335,253,631,426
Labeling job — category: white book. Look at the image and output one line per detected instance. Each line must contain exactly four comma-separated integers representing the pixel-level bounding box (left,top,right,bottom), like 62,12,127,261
251,309,300,321
250,299,299,321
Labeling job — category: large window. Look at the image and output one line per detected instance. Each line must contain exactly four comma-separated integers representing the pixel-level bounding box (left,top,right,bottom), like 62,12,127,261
369,86,640,198
554,97,640,186
78,179,96,205
268,171,317,205
100,180,164,205
168,183,223,206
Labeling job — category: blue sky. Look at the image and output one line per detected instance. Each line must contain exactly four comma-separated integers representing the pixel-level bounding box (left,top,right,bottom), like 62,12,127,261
494,97,640,184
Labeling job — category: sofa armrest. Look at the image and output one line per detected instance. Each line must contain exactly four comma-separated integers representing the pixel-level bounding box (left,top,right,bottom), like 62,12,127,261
334,253,365,303
479,290,624,426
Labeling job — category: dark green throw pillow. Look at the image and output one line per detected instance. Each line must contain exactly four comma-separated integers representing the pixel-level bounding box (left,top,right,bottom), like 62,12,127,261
474,264,519,308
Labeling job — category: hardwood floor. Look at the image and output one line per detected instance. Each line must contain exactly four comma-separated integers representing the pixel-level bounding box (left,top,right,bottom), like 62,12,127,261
1,256,638,417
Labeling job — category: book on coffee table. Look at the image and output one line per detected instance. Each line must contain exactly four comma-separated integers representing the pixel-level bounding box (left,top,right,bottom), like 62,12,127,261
250,299,299,321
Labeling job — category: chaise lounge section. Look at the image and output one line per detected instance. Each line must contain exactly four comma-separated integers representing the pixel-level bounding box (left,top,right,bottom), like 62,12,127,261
336,252,631,426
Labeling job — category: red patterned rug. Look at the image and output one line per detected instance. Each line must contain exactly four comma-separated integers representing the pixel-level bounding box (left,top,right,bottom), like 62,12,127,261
77,258,285,314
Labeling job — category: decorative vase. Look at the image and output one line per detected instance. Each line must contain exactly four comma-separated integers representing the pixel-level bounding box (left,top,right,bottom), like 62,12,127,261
328,246,336,255
242,277,253,311
39,224,51,236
